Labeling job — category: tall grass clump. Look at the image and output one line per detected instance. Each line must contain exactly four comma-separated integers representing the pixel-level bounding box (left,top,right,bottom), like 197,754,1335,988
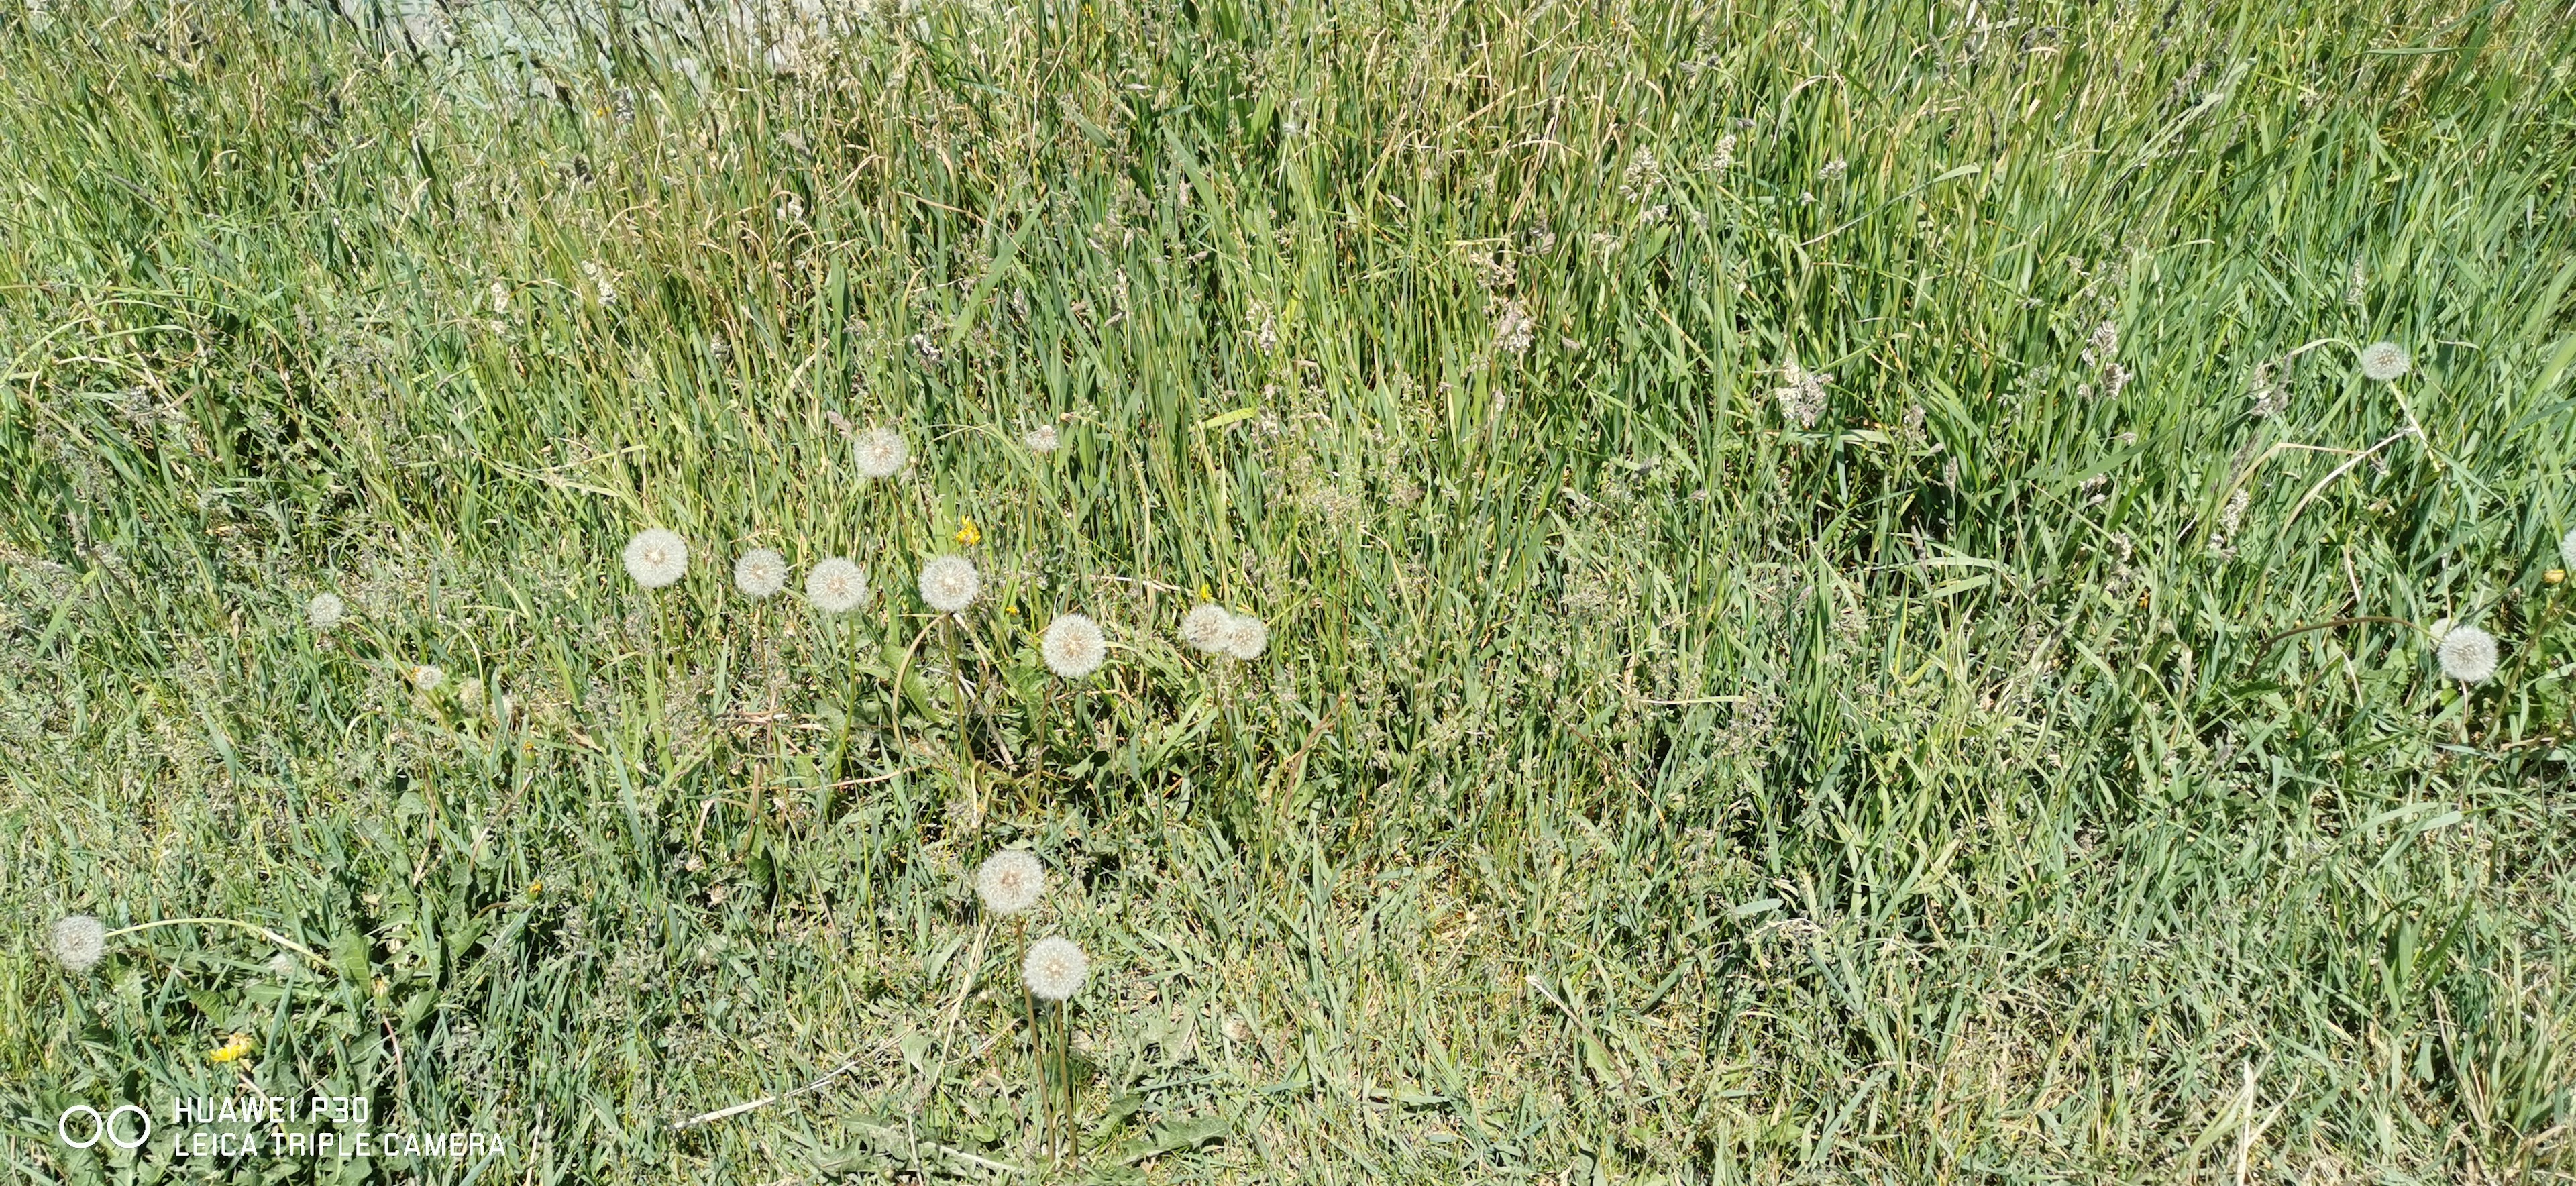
3,0,2573,1181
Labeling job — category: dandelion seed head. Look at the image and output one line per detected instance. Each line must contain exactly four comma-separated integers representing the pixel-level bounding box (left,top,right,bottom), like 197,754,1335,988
918,555,980,613
268,952,302,980
1023,424,1059,454
2359,341,2410,382
1181,604,1232,653
805,557,869,614
975,850,1045,916
1042,613,1107,678
2437,624,2498,684
1220,614,1269,661
623,528,690,589
853,427,910,479
410,664,445,692
734,549,788,599
307,592,345,631
1023,936,1089,1002
456,678,486,714
48,914,106,972
2559,527,2575,572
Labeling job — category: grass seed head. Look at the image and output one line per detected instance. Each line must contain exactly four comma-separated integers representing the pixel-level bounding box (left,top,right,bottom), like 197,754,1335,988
805,557,869,614
975,850,1045,916
48,914,106,972
1181,604,1232,653
853,427,910,479
733,549,788,599
2436,625,2499,683
1042,612,1107,678
2359,341,2411,382
623,529,689,589
306,591,345,630
1024,936,1089,1001
1774,362,1831,428
919,555,980,613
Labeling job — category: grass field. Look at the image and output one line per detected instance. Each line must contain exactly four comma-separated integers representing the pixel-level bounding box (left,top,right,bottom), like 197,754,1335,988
5,0,2576,1181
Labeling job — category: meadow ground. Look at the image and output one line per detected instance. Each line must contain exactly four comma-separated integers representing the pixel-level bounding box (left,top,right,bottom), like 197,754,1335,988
4,0,2576,1181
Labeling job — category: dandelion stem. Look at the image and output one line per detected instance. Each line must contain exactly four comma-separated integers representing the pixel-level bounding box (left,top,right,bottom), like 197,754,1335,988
887,618,941,759
2282,427,2417,530
912,922,987,1164
1057,999,1075,1165
945,616,979,824
1020,920,1040,1157
2247,615,2424,667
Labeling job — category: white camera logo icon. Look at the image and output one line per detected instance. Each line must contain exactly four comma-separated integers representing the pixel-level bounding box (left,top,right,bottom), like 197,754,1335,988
57,1104,152,1150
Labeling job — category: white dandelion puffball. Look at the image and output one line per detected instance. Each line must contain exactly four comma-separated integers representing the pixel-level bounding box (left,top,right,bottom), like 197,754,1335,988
1220,614,1269,661
306,592,345,630
48,914,107,973
2359,341,2411,382
975,850,1045,916
919,555,980,613
805,557,869,614
1042,613,1107,678
1023,936,1089,1002
853,427,910,479
410,663,445,692
2561,527,2576,572
1181,604,1232,653
1023,424,1059,454
733,549,788,600
2437,624,2499,684
623,529,689,589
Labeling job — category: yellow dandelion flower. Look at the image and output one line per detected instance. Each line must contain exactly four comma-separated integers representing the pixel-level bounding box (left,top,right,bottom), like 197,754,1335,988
209,1033,253,1064
528,881,543,896
955,518,982,547
1197,582,1214,602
